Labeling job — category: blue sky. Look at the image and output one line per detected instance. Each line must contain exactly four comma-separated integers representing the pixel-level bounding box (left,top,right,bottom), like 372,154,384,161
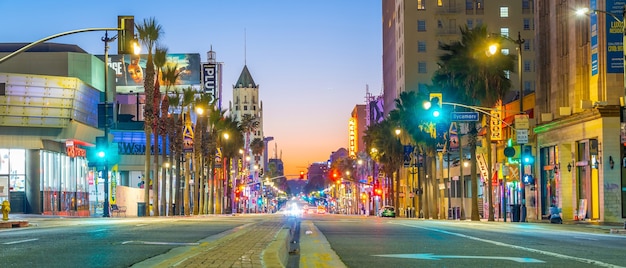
1,0,382,177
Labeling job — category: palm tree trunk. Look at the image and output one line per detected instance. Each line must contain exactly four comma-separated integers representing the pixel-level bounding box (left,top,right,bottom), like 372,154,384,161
144,126,152,217
153,130,160,217
486,118,495,221
469,123,480,221
160,133,167,216
199,156,205,214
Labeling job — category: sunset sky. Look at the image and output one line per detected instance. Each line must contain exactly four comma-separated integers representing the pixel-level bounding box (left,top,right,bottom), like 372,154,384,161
1,0,382,178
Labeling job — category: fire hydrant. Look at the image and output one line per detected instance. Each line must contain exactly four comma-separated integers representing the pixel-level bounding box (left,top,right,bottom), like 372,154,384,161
1,200,10,221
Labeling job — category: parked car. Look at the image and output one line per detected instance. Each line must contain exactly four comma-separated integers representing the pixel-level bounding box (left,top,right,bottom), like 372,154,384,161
380,206,396,218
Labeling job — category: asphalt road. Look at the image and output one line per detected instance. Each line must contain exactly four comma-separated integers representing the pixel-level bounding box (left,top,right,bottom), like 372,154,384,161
0,217,256,268
306,215,626,268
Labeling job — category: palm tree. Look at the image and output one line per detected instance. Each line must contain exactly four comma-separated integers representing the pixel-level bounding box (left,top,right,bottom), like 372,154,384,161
363,119,403,209
136,17,163,216
389,91,436,218
250,137,264,167
161,63,180,216
192,93,213,215
433,24,515,221
181,87,196,215
151,45,167,217
220,116,245,214
166,91,183,215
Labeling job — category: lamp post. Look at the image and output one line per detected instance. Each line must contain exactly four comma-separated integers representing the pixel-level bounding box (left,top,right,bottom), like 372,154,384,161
101,31,116,218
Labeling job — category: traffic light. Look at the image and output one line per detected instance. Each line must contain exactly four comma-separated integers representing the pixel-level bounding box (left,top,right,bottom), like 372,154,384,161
373,179,382,196
427,93,443,119
522,146,534,165
331,170,339,181
117,16,137,55
299,171,305,179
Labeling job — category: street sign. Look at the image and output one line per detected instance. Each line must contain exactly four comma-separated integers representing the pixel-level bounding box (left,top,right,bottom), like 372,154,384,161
515,114,530,129
451,112,479,122
516,129,529,144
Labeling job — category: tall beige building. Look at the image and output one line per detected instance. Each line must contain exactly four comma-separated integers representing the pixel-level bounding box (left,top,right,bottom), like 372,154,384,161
384,0,535,107
382,0,537,219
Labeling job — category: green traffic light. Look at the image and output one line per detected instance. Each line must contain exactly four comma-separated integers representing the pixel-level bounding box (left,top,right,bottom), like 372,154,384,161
433,110,440,117
97,151,106,158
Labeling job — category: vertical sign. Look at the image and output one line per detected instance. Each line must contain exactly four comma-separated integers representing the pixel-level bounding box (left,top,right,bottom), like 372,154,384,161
607,0,624,74
476,154,489,180
490,106,503,141
591,0,599,76
202,63,217,103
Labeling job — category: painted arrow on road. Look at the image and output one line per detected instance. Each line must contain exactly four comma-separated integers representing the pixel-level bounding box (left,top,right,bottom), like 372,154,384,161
373,253,544,263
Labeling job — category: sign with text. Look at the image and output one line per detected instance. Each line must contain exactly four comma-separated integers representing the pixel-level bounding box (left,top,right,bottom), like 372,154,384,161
516,129,529,144
490,108,503,141
451,112,479,122
202,63,217,103
515,114,530,129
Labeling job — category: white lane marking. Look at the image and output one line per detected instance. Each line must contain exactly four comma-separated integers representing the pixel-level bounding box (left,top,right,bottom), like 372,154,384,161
395,222,624,268
86,229,107,233
3,238,39,245
136,224,148,227
573,236,599,241
374,253,544,263
121,240,199,246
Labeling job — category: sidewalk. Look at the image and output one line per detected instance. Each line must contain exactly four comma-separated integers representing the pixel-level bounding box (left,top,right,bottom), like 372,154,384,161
132,215,290,268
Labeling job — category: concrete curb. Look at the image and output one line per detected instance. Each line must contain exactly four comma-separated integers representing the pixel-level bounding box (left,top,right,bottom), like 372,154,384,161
610,228,626,234
299,220,347,268
262,226,291,268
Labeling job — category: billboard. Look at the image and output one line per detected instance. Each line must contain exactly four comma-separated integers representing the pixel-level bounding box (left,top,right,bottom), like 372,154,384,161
202,63,218,104
103,53,201,93
606,0,624,74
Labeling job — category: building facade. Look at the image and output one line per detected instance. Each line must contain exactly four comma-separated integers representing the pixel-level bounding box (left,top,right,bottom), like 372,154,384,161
534,0,624,223
382,0,537,219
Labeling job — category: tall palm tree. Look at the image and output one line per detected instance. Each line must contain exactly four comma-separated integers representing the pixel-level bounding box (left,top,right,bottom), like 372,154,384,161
167,91,183,215
220,115,245,213
363,119,403,209
433,24,515,221
151,45,167,217
192,93,213,215
161,63,180,216
136,17,163,216
181,87,196,215
389,91,435,218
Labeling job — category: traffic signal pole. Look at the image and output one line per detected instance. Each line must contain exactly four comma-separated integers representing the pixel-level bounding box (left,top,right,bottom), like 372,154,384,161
101,31,116,218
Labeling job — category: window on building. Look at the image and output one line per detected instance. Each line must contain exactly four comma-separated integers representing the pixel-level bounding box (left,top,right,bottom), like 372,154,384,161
524,39,531,51
438,0,443,7
500,27,509,38
438,20,443,29
524,81,533,93
417,20,426,32
244,106,248,111
524,18,531,30
235,106,239,111
466,0,473,11
253,105,256,110
467,19,473,29
418,41,426,52
476,19,483,26
417,0,425,10
522,0,531,9
524,60,531,72
418,62,427,73
501,48,510,55
500,7,509,17
476,0,483,10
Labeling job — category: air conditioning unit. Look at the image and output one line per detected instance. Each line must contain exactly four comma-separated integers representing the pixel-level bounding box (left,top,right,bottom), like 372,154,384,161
559,107,571,116
541,113,553,123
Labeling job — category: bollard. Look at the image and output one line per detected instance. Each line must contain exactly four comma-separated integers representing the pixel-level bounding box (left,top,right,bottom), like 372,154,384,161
1,200,10,221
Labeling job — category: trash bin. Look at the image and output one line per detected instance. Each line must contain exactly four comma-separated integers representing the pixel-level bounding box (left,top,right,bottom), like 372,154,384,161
510,204,521,222
137,202,146,217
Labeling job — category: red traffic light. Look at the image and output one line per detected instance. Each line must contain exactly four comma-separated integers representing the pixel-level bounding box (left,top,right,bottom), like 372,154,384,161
299,171,305,179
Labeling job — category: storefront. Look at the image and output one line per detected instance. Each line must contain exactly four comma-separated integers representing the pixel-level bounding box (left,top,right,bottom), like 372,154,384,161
535,107,622,223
